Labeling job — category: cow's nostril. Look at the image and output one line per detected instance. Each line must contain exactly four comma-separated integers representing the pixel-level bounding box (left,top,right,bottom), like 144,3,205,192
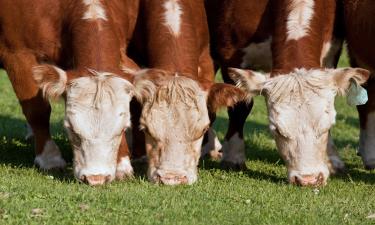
157,174,188,185
84,174,109,186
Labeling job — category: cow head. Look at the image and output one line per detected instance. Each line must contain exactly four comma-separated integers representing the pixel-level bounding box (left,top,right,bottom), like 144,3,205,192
33,65,134,185
133,69,245,185
229,67,370,186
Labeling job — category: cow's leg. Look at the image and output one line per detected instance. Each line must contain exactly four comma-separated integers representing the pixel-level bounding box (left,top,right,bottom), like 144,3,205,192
357,77,375,170
4,52,66,169
327,133,345,173
199,47,223,160
130,99,146,160
220,67,252,170
115,132,134,180
201,128,222,160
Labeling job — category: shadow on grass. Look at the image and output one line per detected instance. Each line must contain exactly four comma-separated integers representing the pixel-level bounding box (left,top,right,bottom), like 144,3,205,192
199,159,287,184
0,115,75,182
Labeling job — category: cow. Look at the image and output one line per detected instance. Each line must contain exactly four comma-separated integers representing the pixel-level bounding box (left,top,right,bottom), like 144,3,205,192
127,0,246,185
205,0,370,186
340,0,375,170
0,0,140,185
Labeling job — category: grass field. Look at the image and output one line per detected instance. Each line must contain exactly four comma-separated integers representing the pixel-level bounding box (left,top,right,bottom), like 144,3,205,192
0,51,375,225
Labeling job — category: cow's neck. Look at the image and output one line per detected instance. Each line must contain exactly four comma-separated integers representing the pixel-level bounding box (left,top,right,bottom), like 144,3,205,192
69,3,121,73
271,0,335,76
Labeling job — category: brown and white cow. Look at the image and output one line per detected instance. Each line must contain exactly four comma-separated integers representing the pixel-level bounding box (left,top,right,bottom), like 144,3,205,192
0,0,139,185
127,0,245,185
340,0,375,170
205,0,370,186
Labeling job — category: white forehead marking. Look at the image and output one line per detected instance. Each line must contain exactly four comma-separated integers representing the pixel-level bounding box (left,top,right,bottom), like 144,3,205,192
286,0,315,41
163,0,183,36
82,0,107,21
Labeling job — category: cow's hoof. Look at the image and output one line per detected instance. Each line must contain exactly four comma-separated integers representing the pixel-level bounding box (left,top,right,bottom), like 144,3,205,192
34,140,66,170
35,155,67,170
115,156,134,180
329,155,346,174
221,161,247,171
365,164,375,170
208,150,223,161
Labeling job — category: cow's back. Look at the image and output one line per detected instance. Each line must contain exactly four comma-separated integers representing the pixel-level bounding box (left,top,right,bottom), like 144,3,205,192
344,0,375,70
0,0,68,63
205,0,272,70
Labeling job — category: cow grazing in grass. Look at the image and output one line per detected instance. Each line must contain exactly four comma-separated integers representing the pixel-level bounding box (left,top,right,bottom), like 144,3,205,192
0,0,140,185
205,0,370,186
340,0,375,170
127,0,245,185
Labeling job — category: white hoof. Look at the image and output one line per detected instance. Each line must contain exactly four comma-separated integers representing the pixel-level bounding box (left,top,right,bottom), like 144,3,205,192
115,156,134,180
221,133,246,165
201,128,222,160
34,140,66,169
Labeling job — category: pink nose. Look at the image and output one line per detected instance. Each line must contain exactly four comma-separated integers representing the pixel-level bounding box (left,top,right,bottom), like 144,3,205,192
291,173,324,187
156,173,188,185
81,174,111,186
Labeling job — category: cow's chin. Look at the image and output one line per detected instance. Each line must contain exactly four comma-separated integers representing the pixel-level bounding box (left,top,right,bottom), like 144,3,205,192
148,165,198,185
287,164,330,187
72,138,121,186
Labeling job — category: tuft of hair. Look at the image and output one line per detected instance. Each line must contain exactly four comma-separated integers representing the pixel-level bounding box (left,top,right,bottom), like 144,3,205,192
263,69,329,104
32,65,67,100
207,83,246,112
134,69,204,108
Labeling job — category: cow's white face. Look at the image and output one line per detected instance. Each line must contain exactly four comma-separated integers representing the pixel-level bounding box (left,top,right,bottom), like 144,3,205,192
230,67,370,186
134,69,245,185
33,66,134,185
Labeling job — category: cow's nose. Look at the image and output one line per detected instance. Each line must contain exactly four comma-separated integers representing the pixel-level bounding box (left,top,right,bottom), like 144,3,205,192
81,174,111,186
291,173,324,187
156,173,188,185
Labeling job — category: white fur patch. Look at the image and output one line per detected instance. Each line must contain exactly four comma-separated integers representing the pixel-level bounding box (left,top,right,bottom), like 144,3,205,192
359,111,375,166
163,0,183,36
116,156,134,176
82,0,107,21
34,140,66,169
320,41,332,66
286,0,315,41
221,133,246,165
321,38,343,68
241,37,272,72
201,128,222,157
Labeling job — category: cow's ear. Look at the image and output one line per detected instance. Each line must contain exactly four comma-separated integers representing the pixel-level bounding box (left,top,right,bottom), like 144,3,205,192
228,68,267,100
207,83,246,113
32,65,68,100
331,67,370,93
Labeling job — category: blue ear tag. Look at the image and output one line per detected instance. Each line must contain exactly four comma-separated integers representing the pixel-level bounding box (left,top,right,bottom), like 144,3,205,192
346,81,368,106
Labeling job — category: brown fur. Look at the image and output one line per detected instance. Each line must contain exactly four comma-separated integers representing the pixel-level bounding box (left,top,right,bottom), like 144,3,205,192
0,0,139,168
205,0,337,165
129,0,216,157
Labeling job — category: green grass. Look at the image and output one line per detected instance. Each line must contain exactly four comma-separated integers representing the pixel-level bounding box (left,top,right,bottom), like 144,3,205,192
0,52,375,225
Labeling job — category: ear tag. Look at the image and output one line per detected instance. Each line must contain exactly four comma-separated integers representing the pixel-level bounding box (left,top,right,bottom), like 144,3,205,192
346,81,368,106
